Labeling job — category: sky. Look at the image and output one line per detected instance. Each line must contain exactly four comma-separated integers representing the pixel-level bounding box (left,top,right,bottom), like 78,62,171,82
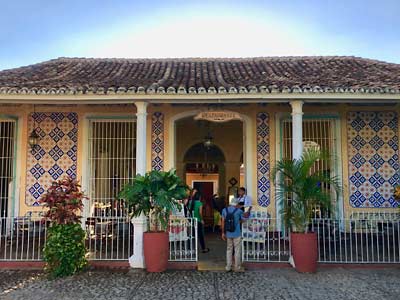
1,0,399,70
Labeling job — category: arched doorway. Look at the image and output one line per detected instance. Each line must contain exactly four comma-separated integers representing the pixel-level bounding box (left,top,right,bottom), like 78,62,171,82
172,112,248,269
169,109,254,198
183,142,226,228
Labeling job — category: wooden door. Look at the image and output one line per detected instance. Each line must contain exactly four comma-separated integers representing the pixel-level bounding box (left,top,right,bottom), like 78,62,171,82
193,182,214,228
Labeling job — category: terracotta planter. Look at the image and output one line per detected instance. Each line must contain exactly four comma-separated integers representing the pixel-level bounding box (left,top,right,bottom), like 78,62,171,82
291,232,318,273
143,231,169,272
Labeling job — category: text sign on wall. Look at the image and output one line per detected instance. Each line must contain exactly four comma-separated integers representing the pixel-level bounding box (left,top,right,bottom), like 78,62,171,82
194,111,242,123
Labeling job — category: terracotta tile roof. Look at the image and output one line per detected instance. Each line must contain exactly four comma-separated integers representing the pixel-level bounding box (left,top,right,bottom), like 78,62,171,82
0,56,400,96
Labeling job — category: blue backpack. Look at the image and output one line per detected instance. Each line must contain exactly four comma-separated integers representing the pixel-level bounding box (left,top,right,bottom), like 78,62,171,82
224,207,238,232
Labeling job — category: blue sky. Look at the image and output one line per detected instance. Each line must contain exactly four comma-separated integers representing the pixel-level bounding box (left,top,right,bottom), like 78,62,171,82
1,0,399,70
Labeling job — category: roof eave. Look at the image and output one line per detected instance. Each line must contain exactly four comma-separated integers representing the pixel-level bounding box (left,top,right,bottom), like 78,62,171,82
0,92,399,104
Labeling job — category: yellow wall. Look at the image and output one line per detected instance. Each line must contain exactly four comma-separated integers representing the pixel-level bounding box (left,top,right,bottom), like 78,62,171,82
186,173,219,189
0,104,138,216
175,116,242,198
1,103,399,218
157,104,262,213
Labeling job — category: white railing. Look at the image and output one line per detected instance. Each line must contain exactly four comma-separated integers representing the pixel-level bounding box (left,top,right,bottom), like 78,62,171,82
168,217,197,262
313,216,400,263
6,213,397,264
0,215,47,261
242,217,290,262
242,213,400,264
85,216,134,260
0,216,134,261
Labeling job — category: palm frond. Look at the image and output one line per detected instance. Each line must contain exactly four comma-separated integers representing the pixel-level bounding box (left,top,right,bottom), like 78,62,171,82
271,148,342,233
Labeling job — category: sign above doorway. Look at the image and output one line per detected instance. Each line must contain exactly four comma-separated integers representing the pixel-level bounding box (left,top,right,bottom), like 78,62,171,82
194,111,242,123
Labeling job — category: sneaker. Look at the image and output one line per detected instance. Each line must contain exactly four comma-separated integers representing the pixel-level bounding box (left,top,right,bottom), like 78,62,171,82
225,266,232,272
234,267,245,273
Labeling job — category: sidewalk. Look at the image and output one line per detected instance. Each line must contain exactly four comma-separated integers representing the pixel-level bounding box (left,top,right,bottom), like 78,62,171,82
0,268,399,300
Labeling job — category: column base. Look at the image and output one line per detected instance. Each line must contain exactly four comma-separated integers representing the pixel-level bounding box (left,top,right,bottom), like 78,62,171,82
130,215,148,269
129,254,146,269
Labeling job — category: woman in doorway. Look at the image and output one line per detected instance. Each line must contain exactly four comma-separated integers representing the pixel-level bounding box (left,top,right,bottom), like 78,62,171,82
184,188,199,218
191,189,210,253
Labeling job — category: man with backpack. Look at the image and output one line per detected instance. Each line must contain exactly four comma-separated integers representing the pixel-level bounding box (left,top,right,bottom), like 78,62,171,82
221,197,246,272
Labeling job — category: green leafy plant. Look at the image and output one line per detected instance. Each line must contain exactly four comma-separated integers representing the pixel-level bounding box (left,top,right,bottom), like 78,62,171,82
272,149,341,233
40,177,88,278
43,223,87,278
119,169,188,231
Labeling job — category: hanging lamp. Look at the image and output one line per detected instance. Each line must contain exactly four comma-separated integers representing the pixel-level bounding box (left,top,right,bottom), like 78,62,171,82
28,105,40,149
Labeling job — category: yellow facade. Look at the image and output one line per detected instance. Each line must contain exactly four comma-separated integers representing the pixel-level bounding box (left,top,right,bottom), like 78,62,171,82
0,103,399,218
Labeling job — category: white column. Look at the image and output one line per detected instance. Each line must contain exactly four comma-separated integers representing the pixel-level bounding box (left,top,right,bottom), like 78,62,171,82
290,101,304,160
135,101,148,175
288,100,303,268
129,101,148,269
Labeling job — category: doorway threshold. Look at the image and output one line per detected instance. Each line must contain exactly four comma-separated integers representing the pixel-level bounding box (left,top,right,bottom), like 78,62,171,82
197,232,226,271
197,260,226,271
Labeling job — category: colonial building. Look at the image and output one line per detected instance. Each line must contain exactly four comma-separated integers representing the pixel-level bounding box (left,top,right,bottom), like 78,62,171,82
0,56,399,267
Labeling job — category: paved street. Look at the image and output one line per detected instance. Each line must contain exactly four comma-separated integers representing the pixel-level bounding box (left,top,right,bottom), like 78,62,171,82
0,268,399,300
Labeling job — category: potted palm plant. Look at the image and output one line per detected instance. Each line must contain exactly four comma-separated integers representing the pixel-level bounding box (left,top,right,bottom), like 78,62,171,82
119,169,188,272
272,149,341,273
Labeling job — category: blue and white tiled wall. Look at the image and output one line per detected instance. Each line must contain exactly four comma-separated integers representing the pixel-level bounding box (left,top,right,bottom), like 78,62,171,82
151,112,164,171
26,112,78,206
256,112,270,207
347,111,399,208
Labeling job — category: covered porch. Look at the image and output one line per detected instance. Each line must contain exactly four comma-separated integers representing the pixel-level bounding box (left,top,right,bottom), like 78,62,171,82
0,100,398,268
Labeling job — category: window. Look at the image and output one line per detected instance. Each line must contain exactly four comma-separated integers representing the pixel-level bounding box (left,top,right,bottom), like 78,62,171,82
88,119,136,216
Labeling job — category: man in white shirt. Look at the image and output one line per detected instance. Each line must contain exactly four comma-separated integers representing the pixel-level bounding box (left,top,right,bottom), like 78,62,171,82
237,187,252,213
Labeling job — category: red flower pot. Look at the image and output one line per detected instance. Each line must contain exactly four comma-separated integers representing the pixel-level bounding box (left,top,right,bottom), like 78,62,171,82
291,232,318,273
143,231,169,272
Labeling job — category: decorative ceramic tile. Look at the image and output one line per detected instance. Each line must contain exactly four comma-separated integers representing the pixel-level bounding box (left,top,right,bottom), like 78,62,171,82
151,112,164,171
257,113,270,207
347,112,399,208
26,112,78,206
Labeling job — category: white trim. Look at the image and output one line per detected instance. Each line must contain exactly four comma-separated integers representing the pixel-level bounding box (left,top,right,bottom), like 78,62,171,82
168,110,254,200
275,113,283,231
0,93,399,104
13,116,22,217
333,118,344,223
81,116,90,218
0,117,20,217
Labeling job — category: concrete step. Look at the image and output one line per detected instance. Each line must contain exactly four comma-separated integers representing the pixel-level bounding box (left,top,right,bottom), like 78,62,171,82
197,260,226,271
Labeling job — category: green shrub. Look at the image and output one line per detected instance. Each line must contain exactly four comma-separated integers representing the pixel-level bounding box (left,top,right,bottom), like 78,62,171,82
43,223,87,278
40,177,88,278
272,149,341,233
119,169,188,231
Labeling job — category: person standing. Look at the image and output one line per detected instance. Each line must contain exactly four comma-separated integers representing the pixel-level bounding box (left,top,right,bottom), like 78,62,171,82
191,189,210,253
237,187,252,214
221,198,245,272
184,188,199,217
